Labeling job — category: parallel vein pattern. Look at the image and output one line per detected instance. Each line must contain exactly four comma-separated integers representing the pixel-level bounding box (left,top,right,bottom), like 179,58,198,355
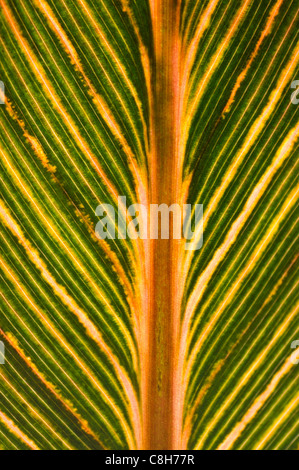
0,0,298,450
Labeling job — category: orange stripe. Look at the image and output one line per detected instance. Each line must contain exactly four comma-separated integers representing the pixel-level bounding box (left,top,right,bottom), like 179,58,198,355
0,0,120,203
222,0,284,116
218,352,297,449
0,410,39,450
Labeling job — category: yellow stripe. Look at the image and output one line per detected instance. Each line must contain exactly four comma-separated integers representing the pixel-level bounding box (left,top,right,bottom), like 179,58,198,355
188,12,298,226
0,198,120,368
5,99,56,174
183,0,252,144
185,254,297,426
218,352,298,449
0,143,138,368
0,201,140,447
222,0,284,116
33,0,148,205
181,357,225,448
0,259,133,448
0,112,137,325
254,394,299,449
182,0,220,83
178,187,298,448
0,410,39,450
203,42,299,226
184,126,299,331
0,0,120,203
76,0,148,149
194,302,298,449
0,328,105,447
186,185,298,382
183,257,298,444
0,369,73,449
119,0,152,115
